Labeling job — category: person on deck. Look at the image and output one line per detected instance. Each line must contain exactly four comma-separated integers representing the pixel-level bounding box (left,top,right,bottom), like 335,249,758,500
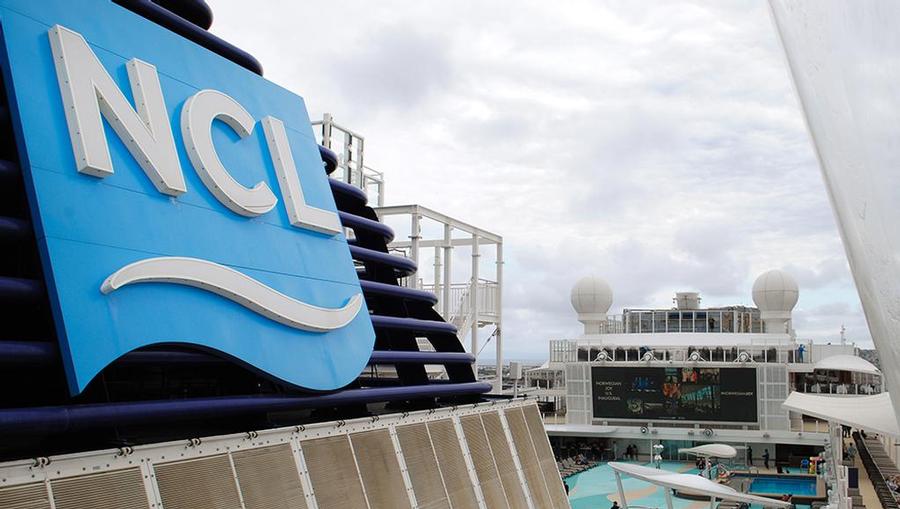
747,446,753,465
763,449,770,469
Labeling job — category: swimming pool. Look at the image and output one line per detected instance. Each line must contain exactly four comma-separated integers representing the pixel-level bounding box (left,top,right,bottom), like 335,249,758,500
566,462,816,509
565,461,702,509
748,475,817,496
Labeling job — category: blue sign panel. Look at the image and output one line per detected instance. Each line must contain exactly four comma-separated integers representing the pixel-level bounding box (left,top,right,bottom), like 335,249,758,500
0,0,375,394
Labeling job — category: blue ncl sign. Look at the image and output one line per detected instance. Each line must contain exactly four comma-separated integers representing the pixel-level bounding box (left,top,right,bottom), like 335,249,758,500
0,0,375,394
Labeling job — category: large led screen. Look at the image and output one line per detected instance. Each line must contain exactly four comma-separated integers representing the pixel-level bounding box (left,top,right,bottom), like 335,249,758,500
591,367,757,422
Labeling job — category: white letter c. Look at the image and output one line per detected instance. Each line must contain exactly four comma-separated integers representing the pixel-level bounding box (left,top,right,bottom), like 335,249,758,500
181,89,277,216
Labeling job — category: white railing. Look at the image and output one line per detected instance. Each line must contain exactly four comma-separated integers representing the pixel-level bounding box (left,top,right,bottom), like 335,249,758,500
312,114,385,206
799,383,881,395
422,279,499,323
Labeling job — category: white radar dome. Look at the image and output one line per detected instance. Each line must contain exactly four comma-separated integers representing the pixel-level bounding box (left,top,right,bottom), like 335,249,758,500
752,269,799,315
752,269,798,334
571,276,613,335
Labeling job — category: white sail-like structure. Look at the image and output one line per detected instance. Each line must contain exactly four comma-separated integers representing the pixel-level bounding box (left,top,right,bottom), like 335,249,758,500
769,0,900,426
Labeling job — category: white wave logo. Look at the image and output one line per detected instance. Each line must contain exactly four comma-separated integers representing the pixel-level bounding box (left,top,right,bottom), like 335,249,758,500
101,257,363,332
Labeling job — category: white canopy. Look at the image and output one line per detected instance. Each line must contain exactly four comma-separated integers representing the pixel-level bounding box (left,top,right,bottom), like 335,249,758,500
813,354,881,375
678,444,738,459
609,462,791,508
782,391,899,436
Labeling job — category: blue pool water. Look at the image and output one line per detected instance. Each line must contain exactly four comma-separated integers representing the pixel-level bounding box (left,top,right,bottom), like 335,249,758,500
748,476,817,496
566,462,816,509
565,461,701,509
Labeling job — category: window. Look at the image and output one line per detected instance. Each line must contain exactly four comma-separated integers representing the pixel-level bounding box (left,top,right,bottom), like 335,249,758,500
654,312,667,333
695,312,707,333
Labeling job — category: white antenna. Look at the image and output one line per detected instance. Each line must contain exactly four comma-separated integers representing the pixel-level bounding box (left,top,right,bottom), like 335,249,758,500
840,324,846,345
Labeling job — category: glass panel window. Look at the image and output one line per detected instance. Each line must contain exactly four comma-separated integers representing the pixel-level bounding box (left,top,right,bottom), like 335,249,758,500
654,312,667,333
639,312,652,333
668,312,680,332
627,313,639,333
751,314,763,333
708,311,722,332
695,312,707,332
722,312,734,333
680,312,693,333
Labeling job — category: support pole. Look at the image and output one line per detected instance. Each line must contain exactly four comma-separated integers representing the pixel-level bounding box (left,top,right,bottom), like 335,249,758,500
442,225,452,320
321,112,333,148
664,488,674,509
494,242,503,393
433,247,442,313
471,234,480,374
409,212,421,289
615,471,629,509
709,496,716,509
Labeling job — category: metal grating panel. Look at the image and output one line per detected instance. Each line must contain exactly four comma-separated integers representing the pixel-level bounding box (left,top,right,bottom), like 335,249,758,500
154,454,242,509
351,429,412,509
0,483,51,509
302,435,368,509
427,419,478,509
396,423,451,509
523,404,570,508
505,407,553,508
482,412,529,509
232,444,308,509
460,415,510,509
52,468,149,509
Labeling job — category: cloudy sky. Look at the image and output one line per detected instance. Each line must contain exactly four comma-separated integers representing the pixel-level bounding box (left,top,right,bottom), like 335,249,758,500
211,1,870,361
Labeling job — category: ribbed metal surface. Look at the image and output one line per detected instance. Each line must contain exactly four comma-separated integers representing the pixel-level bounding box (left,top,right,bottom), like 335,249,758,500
350,429,411,509
460,414,510,509
302,435,368,509
154,455,242,509
232,444,307,509
0,483,50,509
51,468,148,509
427,419,478,509
395,423,450,509
481,411,529,509
524,404,570,508
505,407,553,508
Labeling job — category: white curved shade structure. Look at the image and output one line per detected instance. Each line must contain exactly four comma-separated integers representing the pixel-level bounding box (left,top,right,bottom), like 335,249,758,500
782,391,899,437
813,355,881,376
678,444,737,459
770,0,900,430
609,462,791,509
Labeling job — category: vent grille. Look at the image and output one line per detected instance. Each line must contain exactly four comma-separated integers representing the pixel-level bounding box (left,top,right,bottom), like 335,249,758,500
395,423,451,509
460,414,509,509
0,483,51,509
505,407,553,507
351,429,411,509
302,435,367,509
482,412,529,509
51,468,148,509
232,444,308,509
524,404,569,508
154,455,242,509
427,419,478,509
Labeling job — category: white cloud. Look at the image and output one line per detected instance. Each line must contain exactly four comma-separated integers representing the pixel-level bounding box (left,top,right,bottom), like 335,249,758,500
209,0,872,360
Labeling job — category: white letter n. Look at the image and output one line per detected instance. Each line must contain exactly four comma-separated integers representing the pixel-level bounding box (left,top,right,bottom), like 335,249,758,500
48,25,185,196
